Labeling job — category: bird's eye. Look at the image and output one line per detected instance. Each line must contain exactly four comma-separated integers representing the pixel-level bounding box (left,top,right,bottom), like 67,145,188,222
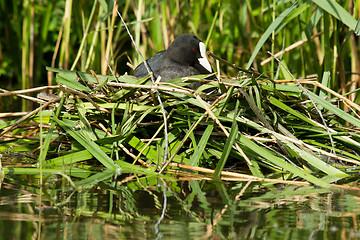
192,48,197,52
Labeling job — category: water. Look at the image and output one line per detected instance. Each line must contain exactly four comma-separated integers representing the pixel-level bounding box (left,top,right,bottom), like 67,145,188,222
1,174,359,239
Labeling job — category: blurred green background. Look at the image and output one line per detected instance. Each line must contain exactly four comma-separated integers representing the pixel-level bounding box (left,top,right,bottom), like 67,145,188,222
1,0,359,111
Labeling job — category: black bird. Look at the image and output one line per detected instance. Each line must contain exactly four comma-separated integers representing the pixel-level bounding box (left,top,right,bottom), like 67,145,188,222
132,34,215,89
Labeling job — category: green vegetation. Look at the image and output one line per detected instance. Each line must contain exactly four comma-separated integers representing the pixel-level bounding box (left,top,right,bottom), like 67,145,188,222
1,0,360,190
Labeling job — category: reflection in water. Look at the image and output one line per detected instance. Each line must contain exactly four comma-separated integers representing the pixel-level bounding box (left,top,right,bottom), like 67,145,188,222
154,180,167,240
0,174,360,239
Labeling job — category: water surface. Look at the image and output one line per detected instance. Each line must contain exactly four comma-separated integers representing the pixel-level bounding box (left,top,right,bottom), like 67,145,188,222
1,174,359,239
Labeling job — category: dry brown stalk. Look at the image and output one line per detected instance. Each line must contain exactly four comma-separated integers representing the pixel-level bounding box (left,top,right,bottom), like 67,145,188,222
167,163,310,186
300,80,360,112
0,112,30,118
0,86,61,97
107,81,194,95
0,96,62,137
261,31,324,65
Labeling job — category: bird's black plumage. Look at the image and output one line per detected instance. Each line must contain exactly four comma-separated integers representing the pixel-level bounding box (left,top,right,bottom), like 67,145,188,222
132,34,215,89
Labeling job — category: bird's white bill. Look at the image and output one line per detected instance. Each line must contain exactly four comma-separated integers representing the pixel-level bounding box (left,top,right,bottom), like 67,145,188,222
198,42,212,73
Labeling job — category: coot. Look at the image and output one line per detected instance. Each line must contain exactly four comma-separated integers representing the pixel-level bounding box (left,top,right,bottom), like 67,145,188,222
132,34,215,89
